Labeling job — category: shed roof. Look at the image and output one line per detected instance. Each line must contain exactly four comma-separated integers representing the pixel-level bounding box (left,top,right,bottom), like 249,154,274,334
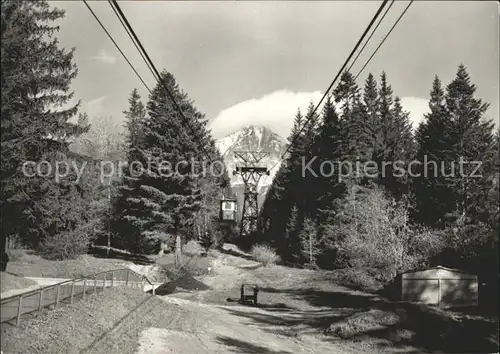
403,265,469,274
401,265,477,280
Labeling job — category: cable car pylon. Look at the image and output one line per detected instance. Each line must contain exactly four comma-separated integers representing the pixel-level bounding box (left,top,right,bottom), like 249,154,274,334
232,151,269,237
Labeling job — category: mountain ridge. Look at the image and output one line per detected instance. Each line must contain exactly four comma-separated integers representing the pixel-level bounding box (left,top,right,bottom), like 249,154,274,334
214,124,288,209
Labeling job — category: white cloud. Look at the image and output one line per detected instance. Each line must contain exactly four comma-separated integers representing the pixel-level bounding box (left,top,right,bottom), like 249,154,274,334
209,90,324,138
92,50,117,64
208,91,455,139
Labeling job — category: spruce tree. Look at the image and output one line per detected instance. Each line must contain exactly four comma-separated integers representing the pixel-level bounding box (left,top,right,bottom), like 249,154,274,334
362,73,380,158
1,0,88,262
367,72,416,199
332,71,366,184
444,64,496,226
310,95,347,222
261,109,306,260
383,96,416,198
414,75,454,226
114,71,203,253
373,72,394,183
123,88,146,154
414,66,496,229
300,101,321,218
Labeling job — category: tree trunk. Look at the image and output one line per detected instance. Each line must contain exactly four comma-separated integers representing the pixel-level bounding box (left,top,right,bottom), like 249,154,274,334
175,234,182,267
107,183,111,258
309,234,313,267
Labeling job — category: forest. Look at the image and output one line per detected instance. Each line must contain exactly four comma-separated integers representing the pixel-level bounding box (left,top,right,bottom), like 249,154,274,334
1,0,498,299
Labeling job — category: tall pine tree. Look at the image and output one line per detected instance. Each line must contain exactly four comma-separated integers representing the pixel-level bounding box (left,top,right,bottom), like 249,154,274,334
444,65,496,226
114,71,203,253
1,1,88,265
414,75,454,226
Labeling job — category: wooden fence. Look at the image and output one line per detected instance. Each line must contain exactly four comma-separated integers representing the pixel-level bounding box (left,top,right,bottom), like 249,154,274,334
0,268,156,327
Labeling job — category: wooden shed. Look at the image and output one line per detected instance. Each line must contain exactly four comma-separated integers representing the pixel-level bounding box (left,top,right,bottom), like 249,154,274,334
400,266,478,308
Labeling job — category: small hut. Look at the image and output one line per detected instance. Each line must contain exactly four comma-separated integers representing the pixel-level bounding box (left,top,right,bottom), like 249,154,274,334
400,266,478,308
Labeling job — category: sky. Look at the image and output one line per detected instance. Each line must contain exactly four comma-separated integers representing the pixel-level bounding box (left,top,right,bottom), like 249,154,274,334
51,1,499,139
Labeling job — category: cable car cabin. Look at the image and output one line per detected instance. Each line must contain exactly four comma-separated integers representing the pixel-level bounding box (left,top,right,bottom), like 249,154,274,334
220,199,238,222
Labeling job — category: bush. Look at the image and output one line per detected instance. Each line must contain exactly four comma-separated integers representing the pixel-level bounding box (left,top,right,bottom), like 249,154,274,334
330,187,445,282
183,240,204,256
39,229,91,260
330,268,383,292
250,244,280,266
6,248,27,262
199,233,215,254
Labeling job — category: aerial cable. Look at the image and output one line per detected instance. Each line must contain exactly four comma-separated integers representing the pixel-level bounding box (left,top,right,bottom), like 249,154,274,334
346,0,395,74
355,0,414,80
270,0,390,171
82,0,152,94
108,0,216,168
107,0,159,83
107,0,231,199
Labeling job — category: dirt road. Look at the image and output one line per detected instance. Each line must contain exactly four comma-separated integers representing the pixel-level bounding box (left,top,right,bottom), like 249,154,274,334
134,296,353,353
124,249,361,353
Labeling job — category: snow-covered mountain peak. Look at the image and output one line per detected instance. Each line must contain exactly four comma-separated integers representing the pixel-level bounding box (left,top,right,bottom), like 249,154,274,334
215,125,288,205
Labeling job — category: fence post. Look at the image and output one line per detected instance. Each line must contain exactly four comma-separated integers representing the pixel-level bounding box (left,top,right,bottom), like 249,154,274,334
17,295,23,326
83,279,87,300
38,289,44,313
141,277,145,292
152,283,155,295
438,278,441,308
103,273,106,291
94,276,97,294
126,269,129,286
111,271,114,287
55,285,60,308
70,281,75,304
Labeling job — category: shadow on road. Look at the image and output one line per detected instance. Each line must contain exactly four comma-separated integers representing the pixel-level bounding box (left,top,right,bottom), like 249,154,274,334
223,286,499,354
216,335,293,353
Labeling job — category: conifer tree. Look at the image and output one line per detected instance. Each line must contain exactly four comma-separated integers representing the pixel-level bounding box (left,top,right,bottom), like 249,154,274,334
299,217,321,269
414,66,496,229
1,0,88,264
261,109,306,260
444,65,496,226
310,95,347,222
368,72,416,199
383,96,416,198
114,72,203,253
414,75,454,226
300,101,322,218
123,88,146,154
332,71,366,184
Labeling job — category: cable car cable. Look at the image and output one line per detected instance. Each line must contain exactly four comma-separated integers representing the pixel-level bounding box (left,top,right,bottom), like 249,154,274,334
346,0,395,74
270,0,390,172
108,0,216,167
82,0,152,94
355,0,414,80
107,0,158,82
88,0,231,214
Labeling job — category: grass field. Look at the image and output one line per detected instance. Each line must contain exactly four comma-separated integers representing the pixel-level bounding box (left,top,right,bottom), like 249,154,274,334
0,273,38,294
1,287,155,354
5,249,129,279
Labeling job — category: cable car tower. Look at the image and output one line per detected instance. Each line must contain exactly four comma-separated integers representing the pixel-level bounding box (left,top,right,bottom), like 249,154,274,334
232,151,269,237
